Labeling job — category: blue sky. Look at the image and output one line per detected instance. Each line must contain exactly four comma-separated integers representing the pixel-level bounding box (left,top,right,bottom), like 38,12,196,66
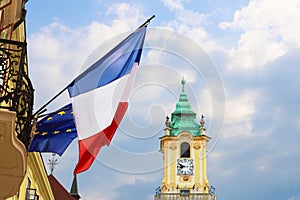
25,0,300,200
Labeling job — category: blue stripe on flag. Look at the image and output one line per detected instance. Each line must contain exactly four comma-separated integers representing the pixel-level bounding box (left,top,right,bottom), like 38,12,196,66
68,27,146,97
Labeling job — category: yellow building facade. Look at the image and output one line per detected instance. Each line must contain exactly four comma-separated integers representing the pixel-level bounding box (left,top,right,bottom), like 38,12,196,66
155,79,216,200
6,153,55,200
0,1,55,199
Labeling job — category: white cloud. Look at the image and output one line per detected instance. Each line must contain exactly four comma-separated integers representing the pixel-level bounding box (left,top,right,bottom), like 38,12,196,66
177,9,207,27
220,0,300,70
84,191,113,200
28,22,82,109
223,90,260,138
289,196,300,200
106,3,144,29
167,21,218,53
227,29,287,70
160,0,184,11
160,0,219,53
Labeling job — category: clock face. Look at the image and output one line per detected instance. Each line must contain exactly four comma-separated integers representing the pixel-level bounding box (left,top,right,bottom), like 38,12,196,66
177,159,194,175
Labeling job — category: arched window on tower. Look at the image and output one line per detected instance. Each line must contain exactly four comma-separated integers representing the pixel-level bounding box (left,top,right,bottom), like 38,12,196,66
180,142,190,158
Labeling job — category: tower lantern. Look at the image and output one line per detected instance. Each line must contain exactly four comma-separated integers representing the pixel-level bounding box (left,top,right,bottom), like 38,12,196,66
155,79,216,200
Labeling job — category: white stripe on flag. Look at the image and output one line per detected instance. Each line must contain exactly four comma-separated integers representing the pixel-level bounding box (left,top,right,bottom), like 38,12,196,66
71,74,128,140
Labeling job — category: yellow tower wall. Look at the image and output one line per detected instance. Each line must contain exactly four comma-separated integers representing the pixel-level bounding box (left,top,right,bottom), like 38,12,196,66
160,132,211,194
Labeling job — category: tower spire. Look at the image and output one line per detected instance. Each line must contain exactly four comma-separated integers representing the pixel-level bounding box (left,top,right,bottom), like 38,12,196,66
70,174,80,200
169,78,200,136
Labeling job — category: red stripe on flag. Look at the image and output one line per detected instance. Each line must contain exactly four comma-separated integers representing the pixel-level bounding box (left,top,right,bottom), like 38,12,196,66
73,102,128,174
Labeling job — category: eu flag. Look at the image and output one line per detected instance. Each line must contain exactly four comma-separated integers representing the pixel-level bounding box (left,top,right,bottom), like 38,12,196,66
29,103,77,156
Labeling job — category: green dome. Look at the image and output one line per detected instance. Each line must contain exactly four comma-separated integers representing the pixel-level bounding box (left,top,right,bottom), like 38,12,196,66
169,78,201,136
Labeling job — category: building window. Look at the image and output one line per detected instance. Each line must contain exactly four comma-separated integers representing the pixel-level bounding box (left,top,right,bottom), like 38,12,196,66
180,190,190,196
26,188,36,200
180,142,190,157
25,178,39,200
26,178,31,189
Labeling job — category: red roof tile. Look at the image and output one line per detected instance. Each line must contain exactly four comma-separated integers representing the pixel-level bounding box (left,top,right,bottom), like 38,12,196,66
48,174,76,200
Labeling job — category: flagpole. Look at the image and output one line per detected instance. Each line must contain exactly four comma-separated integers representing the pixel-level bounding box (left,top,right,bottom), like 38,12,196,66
33,15,155,117
137,15,155,29
37,105,72,118
33,85,69,116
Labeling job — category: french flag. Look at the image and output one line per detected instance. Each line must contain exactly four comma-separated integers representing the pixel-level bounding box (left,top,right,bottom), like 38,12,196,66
68,27,147,174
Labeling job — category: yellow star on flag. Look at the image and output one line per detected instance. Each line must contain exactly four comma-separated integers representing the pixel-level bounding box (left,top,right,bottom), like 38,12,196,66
41,132,47,136
58,111,66,116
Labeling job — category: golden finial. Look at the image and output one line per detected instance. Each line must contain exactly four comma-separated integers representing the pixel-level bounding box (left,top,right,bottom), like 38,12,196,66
181,76,186,93
165,116,170,128
200,115,205,128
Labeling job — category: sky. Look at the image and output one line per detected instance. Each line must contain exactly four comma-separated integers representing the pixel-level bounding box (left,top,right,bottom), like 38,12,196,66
25,0,300,200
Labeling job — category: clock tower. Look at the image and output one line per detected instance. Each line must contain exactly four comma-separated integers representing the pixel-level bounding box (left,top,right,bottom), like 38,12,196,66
154,79,216,200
